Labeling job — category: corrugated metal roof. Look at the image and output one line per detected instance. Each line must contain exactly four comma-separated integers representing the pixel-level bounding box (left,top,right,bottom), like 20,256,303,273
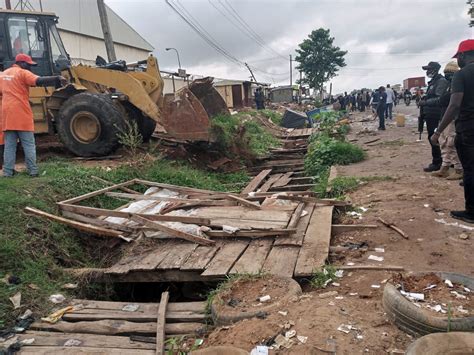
32,0,153,51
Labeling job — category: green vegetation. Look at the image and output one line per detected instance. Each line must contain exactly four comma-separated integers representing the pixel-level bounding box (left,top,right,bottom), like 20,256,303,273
260,109,283,126
0,158,249,326
305,134,365,177
210,113,279,157
310,265,337,289
205,272,265,314
116,120,143,156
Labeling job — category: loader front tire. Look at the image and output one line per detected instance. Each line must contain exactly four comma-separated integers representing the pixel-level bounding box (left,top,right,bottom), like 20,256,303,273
57,93,125,157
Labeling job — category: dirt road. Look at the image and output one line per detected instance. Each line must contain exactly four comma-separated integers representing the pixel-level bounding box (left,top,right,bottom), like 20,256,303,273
205,104,473,354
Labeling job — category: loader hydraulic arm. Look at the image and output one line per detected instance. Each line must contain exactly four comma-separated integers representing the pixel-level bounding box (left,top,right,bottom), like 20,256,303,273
70,55,166,132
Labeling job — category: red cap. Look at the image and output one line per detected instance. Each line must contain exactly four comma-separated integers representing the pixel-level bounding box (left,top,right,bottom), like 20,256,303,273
15,53,36,65
453,39,474,58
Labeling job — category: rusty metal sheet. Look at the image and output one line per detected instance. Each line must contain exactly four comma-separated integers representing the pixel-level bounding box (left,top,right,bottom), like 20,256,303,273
189,77,229,118
161,88,211,141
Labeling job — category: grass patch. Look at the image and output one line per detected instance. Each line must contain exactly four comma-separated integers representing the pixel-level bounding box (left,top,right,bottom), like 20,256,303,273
210,113,279,158
260,109,283,126
305,134,365,177
310,265,338,289
0,157,249,326
205,272,265,314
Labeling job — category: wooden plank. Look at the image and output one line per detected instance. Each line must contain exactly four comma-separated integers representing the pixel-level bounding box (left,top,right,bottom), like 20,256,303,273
70,299,205,313
156,291,169,355
91,175,140,194
275,195,350,207
58,179,137,205
194,206,290,222
156,242,197,269
241,169,272,194
131,215,215,246
272,172,294,188
227,195,262,210
31,320,203,336
336,265,404,271
135,179,218,195
294,206,334,276
326,166,338,193
287,203,305,230
230,239,273,274
259,173,283,193
262,246,300,278
62,211,135,233
17,331,155,350
274,203,315,246
59,204,211,225
18,346,155,354
62,310,205,323
105,192,232,206
332,224,378,233
270,184,317,192
107,242,175,274
201,241,248,276
24,207,124,239
205,229,295,238
180,244,220,271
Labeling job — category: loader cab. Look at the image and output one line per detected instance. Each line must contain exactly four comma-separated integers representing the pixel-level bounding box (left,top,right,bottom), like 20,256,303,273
0,10,69,75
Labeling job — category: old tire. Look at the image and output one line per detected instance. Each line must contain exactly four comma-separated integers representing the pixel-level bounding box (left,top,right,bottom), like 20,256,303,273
57,93,125,157
406,332,474,355
210,276,302,326
382,272,474,337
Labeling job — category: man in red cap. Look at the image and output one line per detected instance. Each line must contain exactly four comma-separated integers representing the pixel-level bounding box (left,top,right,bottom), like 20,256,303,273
431,39,474,223
2,54,66,177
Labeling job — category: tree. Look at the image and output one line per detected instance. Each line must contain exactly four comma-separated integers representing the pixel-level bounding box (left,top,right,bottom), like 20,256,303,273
295,28,347,95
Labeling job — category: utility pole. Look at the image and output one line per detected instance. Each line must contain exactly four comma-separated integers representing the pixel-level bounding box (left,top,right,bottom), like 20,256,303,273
469,0,474,28
289,54,293,86
5,0,11,9
244,63,257,83
97,0,117,62
299,70,302,103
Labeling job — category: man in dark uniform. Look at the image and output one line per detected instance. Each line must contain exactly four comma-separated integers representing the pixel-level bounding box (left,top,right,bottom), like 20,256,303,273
419,61,448,172
431,40,474,223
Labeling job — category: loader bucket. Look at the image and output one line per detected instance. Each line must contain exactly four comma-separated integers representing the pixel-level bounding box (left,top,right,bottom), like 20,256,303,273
160,77,229,141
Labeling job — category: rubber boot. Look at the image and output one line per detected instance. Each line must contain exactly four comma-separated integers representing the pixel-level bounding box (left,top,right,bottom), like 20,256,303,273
431,165,449,178
446,169,463,180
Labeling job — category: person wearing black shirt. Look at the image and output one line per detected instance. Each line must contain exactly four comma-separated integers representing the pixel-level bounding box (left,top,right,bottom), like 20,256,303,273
432,39,474,224
376,86,387,130
419,61,448,172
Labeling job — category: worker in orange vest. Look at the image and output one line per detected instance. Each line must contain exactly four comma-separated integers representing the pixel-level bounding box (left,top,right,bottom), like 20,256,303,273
2,54,66,177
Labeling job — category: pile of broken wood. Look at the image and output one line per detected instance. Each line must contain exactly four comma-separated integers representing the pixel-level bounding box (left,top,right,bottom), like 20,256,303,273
25,176,347,246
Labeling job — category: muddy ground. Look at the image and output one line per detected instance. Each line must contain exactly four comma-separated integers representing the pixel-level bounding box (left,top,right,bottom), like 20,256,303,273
205,104,473,354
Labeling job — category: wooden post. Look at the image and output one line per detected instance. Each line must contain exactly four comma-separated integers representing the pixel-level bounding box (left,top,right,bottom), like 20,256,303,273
156,291,169,355
97,0,117,62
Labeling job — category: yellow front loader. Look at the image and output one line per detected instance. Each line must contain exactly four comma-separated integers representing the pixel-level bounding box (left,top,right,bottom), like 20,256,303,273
0,10,228,156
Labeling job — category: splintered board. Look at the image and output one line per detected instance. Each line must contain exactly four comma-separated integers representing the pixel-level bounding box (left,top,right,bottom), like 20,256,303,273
294,206,334,277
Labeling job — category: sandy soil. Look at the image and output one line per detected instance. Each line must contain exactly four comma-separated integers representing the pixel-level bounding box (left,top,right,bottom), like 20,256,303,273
204,104,473,354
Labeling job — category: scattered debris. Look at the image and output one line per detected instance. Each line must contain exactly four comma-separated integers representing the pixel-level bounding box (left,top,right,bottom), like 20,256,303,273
435,218,474,231
368,255,384,262
319,291,338,299
41,306,74,324
9,292,21,309
258,295,271,303
444,279,454,288
278,310,288,316
459,233,470,240
61,283,78,289
400,290,425,301
337,324,353,333
296,335,308,344
48,294,65,304
250,345,269,355
122,304,140,312
377,217,408,239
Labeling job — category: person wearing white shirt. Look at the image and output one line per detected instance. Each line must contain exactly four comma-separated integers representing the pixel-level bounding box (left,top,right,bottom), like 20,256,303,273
385,84,396,120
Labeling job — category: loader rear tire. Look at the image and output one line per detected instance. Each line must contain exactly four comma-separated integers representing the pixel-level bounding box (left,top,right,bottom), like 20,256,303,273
57,93,125,157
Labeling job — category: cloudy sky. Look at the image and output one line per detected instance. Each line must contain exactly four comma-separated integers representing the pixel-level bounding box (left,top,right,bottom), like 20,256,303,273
107,0,470,93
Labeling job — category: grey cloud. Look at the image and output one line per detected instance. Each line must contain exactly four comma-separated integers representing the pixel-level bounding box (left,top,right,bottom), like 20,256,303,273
107,0,469,92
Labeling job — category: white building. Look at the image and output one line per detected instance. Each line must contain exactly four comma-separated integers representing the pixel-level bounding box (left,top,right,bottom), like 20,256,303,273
28,0,153,64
